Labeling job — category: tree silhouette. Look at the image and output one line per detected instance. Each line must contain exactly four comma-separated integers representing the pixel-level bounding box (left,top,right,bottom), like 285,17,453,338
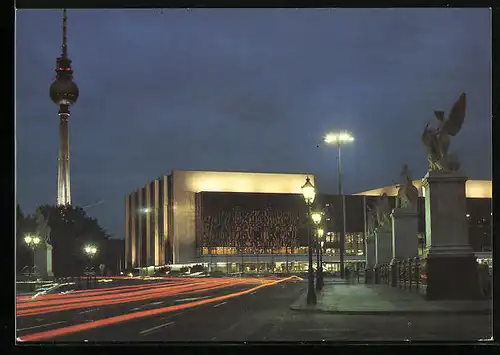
16,204,36,273
17,204,112,277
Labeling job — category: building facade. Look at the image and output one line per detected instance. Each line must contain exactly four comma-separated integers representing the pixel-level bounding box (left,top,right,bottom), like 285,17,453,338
125,170,315,269
125,171,492,272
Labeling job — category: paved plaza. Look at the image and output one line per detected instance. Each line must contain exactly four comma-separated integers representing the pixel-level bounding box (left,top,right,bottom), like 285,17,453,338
291,279,491,315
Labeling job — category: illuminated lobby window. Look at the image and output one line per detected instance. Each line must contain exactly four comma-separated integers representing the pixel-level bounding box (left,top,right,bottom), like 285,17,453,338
294,246,308,254
326,232,339,242
209,247,238,255
346,232,364,256
201,246,301,255
325,248,339,255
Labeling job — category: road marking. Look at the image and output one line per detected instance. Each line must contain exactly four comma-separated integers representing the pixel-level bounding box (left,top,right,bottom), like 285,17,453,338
250,292,256,295
159,309,189,321
131,301,164,312
147,301,164,306
79,308,99,314
17,320,67,332
175,296,210,302
213,301,227,308
139,321,175,335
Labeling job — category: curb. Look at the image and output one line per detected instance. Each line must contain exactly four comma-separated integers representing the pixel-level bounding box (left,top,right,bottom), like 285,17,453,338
289,306,491,316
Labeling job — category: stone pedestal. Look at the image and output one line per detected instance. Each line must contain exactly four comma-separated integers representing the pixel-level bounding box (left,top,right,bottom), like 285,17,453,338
375,228,392,265
391,207,419,261
34,243,54,279
365,237,376,268
422,171,481,300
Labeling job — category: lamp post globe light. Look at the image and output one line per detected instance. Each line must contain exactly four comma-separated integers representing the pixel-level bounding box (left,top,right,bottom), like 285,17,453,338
311,211,322,225
301,176,317,305
24,234,41,278
323,131,354,279
311,211,323,290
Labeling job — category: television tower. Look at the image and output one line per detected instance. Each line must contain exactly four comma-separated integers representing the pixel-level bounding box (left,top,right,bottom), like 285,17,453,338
49,9,79,206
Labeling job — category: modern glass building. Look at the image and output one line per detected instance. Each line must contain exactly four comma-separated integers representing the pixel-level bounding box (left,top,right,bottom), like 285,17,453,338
125,171,492,272
125,170,316,270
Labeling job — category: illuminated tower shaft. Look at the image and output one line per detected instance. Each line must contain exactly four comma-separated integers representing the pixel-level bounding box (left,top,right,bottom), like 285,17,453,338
50,9,79,206
58,105,71,205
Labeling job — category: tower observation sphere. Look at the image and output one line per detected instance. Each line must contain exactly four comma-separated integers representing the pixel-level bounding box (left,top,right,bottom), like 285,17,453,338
50,76,79,106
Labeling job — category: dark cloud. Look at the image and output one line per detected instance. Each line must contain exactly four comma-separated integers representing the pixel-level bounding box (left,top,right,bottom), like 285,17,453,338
16,8,491,238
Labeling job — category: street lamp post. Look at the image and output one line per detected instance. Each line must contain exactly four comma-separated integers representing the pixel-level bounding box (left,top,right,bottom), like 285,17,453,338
324,131,354,279
311,212,323,290
318,228,325,289
301,176,317,305
24,234,41,279
84,244,98,285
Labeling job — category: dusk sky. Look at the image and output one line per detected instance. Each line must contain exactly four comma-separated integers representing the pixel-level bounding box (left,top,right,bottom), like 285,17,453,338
16,8,491,239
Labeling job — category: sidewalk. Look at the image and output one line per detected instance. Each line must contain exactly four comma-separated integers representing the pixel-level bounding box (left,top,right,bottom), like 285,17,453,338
290,283,491,315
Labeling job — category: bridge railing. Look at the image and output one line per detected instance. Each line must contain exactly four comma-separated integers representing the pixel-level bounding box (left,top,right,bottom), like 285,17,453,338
366,257,491,298
365,257,425,292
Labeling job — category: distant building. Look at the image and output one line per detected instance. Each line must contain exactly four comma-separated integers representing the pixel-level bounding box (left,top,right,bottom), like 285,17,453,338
125,171,492,272
352,179,492,199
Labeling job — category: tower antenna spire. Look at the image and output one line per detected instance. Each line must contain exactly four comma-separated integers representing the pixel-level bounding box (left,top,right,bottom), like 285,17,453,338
50,8,79,207
62,8,68,58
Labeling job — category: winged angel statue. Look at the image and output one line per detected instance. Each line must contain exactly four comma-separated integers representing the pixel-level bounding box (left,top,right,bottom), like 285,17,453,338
376,193,391,229
366,206,377,238
422,93,466,172
396,164,419,209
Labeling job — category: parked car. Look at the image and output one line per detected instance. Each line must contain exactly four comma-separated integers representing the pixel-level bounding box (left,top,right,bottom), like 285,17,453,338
124,268,141,277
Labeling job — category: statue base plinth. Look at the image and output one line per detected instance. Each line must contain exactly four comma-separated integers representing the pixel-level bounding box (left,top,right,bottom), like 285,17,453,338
422,171,469,248
34,243,54,279
375,229,392,264
365,238,376,268
421,170,480,300
391,208,419,260
425,255,482,300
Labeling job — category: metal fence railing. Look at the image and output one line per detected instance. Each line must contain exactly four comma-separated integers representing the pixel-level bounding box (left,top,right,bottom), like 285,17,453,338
365,257,425,292
365,257,491,298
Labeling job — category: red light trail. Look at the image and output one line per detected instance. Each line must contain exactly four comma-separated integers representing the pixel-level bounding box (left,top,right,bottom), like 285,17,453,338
18,276,298,342
16,277,281,317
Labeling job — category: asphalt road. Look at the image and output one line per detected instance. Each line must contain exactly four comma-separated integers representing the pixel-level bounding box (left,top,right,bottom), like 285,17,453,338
16,277,492,342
